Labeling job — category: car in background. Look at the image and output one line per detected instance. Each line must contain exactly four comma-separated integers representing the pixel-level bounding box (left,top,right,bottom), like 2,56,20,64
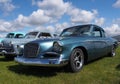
15,24,118,72
1,31,52,58
0,32,25,43
0,32,25,55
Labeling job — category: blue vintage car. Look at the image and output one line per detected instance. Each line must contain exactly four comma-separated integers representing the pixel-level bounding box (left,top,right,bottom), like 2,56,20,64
15,24,118,72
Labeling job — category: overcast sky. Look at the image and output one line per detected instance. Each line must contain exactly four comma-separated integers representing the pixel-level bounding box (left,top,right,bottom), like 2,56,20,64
0,0,120,37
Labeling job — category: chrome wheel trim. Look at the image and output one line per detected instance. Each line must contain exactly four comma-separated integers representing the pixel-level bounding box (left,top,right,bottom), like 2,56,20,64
73,50,84,70
112,47,115,57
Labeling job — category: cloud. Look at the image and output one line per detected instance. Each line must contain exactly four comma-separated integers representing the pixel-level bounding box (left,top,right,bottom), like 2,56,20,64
13,0,70,27
0,0,15,15
31,0,98,24
0,20,13,32
105,18,120,36
0,19,24,33
30,25,54,34
32,0,70,22
0,0,105,37
67,5,98,23
54,22,70,34
7,0,70,30
0,9,51,33
113,18,120,25
113,0,120,8
95,17,105,26
0,0,71,34
104,24,120,36
32,22,70,35
14,10,50,26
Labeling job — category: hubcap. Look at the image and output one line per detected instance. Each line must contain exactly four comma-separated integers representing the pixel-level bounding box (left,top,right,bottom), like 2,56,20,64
112,47,115,56
73,50,83,69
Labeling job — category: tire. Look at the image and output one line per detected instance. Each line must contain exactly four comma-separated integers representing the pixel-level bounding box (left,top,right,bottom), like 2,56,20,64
69,48,84,72
109,46,116,57
4,54,15,59
4,54,10,59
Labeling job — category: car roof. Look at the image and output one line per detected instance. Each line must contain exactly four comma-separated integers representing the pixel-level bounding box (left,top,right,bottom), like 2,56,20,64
65,24,104,31
8,32,26,36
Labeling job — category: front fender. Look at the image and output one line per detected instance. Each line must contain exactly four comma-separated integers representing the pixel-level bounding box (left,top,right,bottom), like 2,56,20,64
61,41,88,60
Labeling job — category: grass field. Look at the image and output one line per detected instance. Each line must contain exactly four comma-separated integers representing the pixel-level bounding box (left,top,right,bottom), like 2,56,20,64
0,47,120,84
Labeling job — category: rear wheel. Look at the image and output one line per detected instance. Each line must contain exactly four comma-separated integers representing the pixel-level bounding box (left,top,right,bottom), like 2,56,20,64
109,46,116,57
69,48,84,72
4,54,10,59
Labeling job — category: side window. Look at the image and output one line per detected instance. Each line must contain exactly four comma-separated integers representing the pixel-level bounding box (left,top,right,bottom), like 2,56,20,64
38,33,51,38
79,26,91,36
15,34,24,38
93,27,102,37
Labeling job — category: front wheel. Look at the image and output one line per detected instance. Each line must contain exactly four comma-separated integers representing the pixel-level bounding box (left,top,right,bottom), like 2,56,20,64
4,54,15,59
69,48,84,72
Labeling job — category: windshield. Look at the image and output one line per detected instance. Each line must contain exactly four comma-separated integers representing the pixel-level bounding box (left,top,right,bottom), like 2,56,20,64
6,33,15,38
25,32,38,38
60,25,91,37
15,34,24,38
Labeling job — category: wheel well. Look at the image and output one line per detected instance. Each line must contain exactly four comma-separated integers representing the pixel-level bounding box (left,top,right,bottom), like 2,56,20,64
75,46,88,63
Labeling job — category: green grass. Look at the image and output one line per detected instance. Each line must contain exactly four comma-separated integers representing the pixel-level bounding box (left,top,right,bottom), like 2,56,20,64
0,47,120,84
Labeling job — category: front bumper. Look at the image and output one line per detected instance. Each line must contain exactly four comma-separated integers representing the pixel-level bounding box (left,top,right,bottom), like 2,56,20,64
0,46,20,56
15,56,68,67
1,49,17,55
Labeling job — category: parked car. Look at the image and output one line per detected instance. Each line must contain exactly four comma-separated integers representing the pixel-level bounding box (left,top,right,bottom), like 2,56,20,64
15,24,118,72
1,31,52,58
0,32,25,43
0,32,25,55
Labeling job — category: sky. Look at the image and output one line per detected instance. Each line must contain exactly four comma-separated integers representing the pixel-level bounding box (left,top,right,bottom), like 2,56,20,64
0,0,120,37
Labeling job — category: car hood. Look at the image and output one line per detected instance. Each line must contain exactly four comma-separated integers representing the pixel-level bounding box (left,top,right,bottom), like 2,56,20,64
26,36,88,54
31,36,88,45
2,38,36,45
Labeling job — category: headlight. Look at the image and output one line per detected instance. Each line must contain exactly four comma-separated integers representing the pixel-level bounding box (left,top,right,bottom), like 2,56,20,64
19,45,24,48
16,45,24,55
17,45,24,49
53,42,62,53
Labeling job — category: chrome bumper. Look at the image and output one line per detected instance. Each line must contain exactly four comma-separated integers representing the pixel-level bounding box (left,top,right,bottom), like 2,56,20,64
0,46,14,54
15,57,68,67
1,50,17,55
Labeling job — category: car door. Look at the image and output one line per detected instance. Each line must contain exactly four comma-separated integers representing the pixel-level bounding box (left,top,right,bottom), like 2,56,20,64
92,26,108,58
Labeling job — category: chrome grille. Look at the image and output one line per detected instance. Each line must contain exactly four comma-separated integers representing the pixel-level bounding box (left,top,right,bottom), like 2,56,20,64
1,44,14,52
24,43,39,58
